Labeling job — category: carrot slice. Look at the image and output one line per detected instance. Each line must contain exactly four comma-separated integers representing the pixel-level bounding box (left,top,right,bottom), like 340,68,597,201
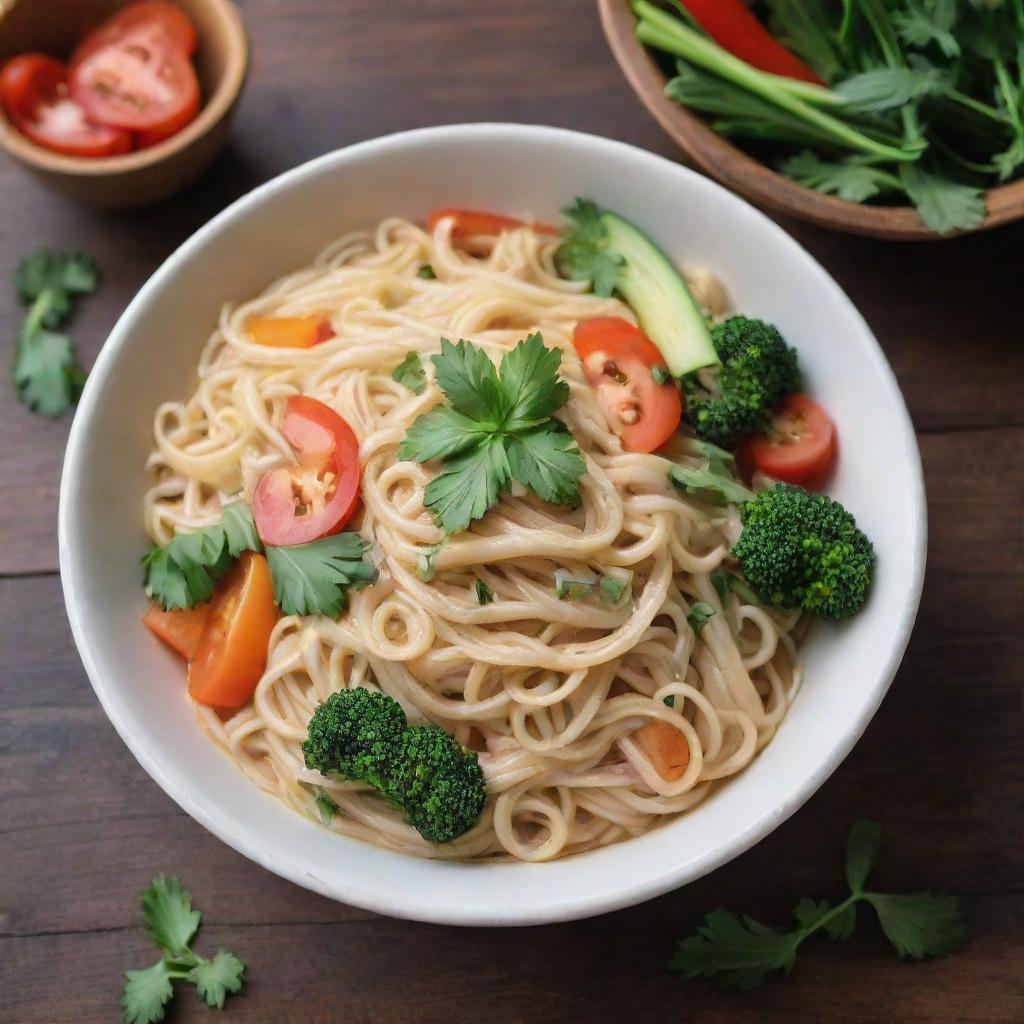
248,316,333,349
143,601,210,660
634,721,691,781
426,207,559,238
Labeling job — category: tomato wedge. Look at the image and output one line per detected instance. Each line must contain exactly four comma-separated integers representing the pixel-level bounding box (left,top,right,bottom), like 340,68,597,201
143,601,210,659
633,721,690,781
747,394,836,486
0,54,133,157
188,552,278,708
573,317,682,453
69,21,200,134
253,396,362,547
426,207,559,238
73,2,199,63
247,316,335,349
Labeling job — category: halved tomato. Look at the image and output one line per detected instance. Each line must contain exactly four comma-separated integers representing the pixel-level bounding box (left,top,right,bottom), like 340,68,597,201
188,552,278,708
747,394,836,486
0,54,133,157
72,1,199,62
426,207,559,238
573,316,682,453
253,396,362,547
247,316,334,349
69,21,199,134
143,601,210,659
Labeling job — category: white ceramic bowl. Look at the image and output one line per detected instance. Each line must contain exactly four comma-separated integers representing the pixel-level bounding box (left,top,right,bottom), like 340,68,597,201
59,123,926,926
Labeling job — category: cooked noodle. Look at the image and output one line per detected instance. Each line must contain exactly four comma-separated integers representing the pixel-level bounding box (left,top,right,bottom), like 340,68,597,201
143,216,805,862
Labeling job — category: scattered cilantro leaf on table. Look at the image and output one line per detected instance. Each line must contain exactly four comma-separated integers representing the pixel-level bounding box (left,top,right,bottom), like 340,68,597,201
400,334,585,534
121,876,246,1024
12,250,98,417
669,820,965,990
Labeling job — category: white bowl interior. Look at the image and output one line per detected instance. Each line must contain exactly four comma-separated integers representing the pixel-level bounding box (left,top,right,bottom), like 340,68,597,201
59,124,925,925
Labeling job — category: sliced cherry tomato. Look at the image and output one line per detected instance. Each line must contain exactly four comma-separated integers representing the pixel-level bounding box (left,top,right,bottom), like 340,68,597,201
73,1,199,63
69,22,200,134
188,552,278,708
253,396,361,547
426,207,559,238
247,316,334,349
0,54,133,157
748,394,836,486
143,601,210,659
633,721,690,781
573,317,682,453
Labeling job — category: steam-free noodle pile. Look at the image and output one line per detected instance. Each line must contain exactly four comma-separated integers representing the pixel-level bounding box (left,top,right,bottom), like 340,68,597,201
144,217,805,862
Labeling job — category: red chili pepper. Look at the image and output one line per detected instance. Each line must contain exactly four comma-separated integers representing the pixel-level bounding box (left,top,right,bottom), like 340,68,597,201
676,0,825,85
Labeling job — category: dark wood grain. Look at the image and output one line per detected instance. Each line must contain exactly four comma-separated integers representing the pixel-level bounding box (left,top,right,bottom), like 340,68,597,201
0,1,1021,1022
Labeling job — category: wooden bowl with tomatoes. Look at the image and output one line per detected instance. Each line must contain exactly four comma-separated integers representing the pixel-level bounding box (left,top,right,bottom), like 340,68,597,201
0,0,247,208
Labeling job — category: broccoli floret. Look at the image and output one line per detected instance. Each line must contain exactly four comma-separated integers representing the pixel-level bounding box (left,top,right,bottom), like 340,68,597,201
302,688,407,791
391,726,487,844
302,689,486,844
732,484,875,619
682,316,800,448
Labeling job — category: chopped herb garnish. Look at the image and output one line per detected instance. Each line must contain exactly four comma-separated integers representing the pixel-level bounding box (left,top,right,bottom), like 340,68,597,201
418,541,444,581
400,334,586,534
670,820,965,990
686,601,716,633
417,264,437,279
652,364,672,385
12,249,98,417
392,350,427,394
121,876,246,1023
554,568,596,600
475,578,494,604
313,787,339,825
599,573,631,605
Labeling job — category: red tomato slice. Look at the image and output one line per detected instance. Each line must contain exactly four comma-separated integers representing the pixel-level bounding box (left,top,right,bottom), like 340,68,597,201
426,207,559,238
72,2,199,63
0,54,132,157
69,23,200,134
253,396,362,547
188,552,278,708
748,394,836,486
573,317,682,453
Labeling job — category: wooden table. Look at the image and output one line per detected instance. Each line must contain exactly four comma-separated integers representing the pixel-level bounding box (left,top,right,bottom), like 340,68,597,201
1,2,1021,1021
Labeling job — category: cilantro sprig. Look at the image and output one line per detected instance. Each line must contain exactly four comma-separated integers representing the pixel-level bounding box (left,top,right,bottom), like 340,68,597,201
143,503,376,617
143,503,261,610
670,820,965,990
399,334,586,534
122,876,245,1023
12,250,98,417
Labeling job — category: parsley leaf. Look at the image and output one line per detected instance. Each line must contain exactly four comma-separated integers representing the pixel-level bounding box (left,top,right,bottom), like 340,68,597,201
12,250,98,417
893,0,960,58
669,463,755,506
143,503,260,610
782,151,903,203
899,163,986,234
123,877,246,1022
141,875,200,956
122,961,174,1024
835,66,949,112
417,264,436,279
402,334,585,534
557,198,624,296
189,951,246,1009
686,601,716,633
669,820,964,990
266,533,376,617
475,578,494,604
392,351,428,394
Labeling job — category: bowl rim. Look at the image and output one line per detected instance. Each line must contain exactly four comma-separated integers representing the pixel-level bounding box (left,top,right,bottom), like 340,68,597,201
597,0,1024,241
58,122,927,925
0,0,248,176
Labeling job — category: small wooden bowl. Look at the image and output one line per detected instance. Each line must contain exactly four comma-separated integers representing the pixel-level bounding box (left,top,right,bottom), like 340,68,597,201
599,0,1024,240
0,0,247,209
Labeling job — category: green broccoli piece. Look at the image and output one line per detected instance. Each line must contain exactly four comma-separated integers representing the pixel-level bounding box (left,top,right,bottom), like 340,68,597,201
682,316,800,448
302,688,407,791
302,689,486,844
732,484,875,619
391,726,487,844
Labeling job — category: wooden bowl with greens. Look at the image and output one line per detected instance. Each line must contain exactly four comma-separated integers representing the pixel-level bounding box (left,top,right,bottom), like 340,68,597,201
599,0,1024,240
